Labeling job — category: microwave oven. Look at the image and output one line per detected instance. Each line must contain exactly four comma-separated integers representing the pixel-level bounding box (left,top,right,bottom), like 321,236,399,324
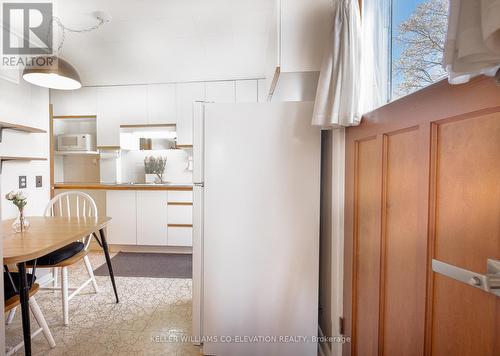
57,134,95,151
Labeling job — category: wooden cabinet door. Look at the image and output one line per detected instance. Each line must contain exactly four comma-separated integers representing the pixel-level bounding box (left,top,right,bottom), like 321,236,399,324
136,191,168,246
176,82,205,146
428,113,500,356
106,191,137,245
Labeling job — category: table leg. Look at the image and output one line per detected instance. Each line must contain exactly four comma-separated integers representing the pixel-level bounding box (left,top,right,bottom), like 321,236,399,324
99,228,119,303
17,262,32,356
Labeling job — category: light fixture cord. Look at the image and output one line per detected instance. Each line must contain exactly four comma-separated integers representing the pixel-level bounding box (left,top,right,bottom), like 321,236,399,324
52,16,108,51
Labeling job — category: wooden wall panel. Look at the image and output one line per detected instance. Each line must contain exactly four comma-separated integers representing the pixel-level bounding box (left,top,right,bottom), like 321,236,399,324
343,76,500,356
353,138,381,356
380,127,425,356
430,112,500,356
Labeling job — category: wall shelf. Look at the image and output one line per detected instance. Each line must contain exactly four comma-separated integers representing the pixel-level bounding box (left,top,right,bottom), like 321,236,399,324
0,156,47,173
0,121,46,143
52,115,97,120
54,151,99,156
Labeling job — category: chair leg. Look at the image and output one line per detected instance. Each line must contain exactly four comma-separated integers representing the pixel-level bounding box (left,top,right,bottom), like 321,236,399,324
52,267,58,288
61,267,69,325
29,297,56,348
83,255,99,293
6,308,16,324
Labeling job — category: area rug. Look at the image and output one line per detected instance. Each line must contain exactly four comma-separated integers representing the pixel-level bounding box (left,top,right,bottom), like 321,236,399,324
94,252,192,279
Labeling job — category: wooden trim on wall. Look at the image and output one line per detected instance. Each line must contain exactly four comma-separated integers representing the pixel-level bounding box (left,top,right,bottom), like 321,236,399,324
167,202,193,206
167,224,193,228
52,115,96,119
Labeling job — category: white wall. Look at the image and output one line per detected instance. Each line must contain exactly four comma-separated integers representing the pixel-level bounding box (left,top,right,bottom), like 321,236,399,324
0,78,50,219
121,149,192,183
0,76,50,354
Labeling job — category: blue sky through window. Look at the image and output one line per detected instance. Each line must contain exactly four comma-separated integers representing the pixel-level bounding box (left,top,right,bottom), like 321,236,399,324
390,0,448,99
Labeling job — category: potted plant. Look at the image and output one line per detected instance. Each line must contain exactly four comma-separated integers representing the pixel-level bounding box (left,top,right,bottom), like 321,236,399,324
144,156,167,183
5,190,30,232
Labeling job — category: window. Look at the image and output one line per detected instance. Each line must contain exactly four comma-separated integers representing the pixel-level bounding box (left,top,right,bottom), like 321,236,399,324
390,0,449,100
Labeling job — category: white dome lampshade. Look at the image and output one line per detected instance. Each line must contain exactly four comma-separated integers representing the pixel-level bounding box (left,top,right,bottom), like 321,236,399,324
22,57,82,90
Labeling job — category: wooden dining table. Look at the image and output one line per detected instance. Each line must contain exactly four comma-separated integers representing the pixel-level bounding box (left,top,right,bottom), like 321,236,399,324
2,216,119,356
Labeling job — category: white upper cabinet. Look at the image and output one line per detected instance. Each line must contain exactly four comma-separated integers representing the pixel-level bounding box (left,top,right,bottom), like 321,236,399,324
266,0,333,98
96,86,148,146
176,82,205,146
257,79,268,102
51,87,98,117
147,84,176,124
235,80,258,103
115,85,148,125
96,87,121,147
205,81,235,103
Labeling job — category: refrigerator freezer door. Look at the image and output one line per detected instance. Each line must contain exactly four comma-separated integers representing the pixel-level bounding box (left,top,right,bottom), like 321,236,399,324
202,102,320,356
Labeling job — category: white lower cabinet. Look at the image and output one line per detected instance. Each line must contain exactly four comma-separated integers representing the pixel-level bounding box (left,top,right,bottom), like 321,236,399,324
167,227,193,247
106,190,193,247
137,191,168,245
106,191,137,245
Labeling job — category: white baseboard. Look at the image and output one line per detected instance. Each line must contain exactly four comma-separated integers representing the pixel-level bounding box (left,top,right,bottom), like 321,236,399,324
101,244,193,254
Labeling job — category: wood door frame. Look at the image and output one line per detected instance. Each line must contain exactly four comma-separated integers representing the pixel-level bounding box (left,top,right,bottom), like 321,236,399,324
342,76,500,356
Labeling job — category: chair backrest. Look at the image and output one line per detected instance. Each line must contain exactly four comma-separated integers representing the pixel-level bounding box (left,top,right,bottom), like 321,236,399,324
44,192,98,249
44,191,98,218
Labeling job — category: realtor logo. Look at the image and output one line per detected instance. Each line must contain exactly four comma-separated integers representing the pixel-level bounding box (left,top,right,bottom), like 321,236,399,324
2,2,53,55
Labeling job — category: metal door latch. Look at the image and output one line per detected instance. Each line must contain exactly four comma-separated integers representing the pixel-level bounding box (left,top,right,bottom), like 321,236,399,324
432,259,500,297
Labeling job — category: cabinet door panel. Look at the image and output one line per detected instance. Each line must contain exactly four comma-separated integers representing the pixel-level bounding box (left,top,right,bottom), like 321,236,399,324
167,191,193,203
167,205,193,225
96,87,121,147
205,81,235,102
51,87,98,116
117,85,148,125
167,227,192,247
106,191,136,245
235,80,258,103
258,79,268,103
147,84,176,124
137,191,168,246
176,82,205,146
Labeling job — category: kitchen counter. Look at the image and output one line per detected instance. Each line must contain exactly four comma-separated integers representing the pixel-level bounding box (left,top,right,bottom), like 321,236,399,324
53,182,193,191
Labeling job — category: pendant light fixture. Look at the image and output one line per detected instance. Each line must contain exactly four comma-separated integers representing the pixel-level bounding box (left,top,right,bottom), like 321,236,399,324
22,11,111,90
22,56,82,90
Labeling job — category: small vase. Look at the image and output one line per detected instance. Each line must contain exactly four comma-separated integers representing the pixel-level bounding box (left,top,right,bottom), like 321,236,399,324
11,209,30,233
145,174,157,184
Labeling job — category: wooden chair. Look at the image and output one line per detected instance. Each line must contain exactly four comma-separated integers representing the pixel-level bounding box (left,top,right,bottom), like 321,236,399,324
31,191,99,325
4,271,56,355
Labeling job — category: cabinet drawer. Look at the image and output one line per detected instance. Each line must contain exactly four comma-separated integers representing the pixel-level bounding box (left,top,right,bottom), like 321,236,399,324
167,205,193,225
167,227,192,247
167,191,193,203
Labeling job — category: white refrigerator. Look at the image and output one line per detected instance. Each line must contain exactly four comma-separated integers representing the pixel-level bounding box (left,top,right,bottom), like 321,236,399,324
192,101,321,356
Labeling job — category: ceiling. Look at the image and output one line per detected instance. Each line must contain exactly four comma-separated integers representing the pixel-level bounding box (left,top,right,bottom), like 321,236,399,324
53,0,273,86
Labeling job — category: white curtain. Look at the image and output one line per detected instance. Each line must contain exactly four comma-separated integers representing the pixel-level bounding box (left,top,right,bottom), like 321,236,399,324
312,0,390,128
312,0,362,128
444,0,500,84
